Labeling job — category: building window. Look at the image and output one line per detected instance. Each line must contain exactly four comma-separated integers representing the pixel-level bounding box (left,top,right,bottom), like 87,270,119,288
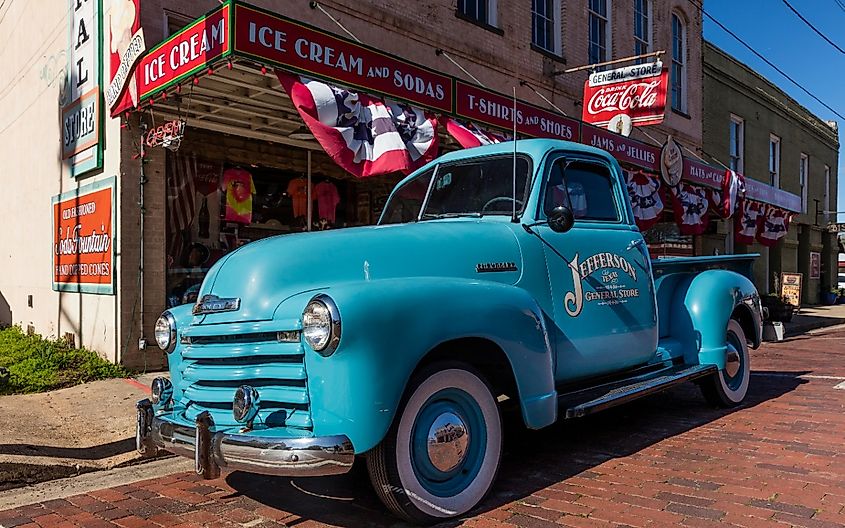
799,153,809,213
769,134,780,187
457,0,497,27
824,165,831,222
671,13,686,112
588,0,610,65
729,115,744,174
634,0,650,59
532,0,557,53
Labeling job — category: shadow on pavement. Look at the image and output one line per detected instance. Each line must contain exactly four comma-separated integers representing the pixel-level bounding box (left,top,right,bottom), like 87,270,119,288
0,438,135,460
225,370,808,527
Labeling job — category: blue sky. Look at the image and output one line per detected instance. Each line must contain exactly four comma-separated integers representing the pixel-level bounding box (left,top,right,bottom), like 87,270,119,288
703,0,845,222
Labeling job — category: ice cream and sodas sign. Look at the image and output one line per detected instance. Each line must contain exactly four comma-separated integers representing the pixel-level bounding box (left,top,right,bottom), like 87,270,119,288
52,180,115,294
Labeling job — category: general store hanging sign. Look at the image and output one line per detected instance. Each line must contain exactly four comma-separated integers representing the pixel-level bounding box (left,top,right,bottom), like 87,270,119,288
52,178,116,294
582,61,668,128
62,0,104,178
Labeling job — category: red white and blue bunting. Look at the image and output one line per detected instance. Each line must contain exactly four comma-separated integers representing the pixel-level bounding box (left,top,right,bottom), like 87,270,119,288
668,182,710,235
624,170,664,231
277,72,438,178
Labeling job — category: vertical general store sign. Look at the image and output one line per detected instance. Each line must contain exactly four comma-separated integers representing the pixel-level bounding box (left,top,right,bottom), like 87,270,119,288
582,62,668,128
62,0,104,178
52,178,116,294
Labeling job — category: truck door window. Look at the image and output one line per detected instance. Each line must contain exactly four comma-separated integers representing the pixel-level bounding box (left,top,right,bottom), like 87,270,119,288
380,169,434,224
544,160,619,222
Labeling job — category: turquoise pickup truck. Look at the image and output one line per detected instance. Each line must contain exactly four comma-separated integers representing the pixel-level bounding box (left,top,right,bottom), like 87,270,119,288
137,139,762,523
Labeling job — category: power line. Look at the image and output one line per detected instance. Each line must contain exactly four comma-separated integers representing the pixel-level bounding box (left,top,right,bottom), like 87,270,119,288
687,0,845,123
834,0,845,15
781,0,845,54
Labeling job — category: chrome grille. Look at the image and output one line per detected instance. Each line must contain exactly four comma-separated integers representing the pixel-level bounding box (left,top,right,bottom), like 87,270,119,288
177,329,311,430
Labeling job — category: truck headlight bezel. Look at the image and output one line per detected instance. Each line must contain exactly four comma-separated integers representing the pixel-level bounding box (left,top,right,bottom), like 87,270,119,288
154,311,177,353
302,294,341,356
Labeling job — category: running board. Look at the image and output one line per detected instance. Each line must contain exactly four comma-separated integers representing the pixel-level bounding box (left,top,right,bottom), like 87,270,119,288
559,364,718,419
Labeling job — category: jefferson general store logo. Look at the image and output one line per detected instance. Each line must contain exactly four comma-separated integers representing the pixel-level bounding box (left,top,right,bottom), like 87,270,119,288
564,252,640,317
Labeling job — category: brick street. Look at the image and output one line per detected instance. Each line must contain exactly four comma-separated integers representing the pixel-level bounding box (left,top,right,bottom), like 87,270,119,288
1,326,843,528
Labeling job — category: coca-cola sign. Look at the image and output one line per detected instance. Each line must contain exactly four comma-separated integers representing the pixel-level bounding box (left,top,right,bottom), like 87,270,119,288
582,61,669,128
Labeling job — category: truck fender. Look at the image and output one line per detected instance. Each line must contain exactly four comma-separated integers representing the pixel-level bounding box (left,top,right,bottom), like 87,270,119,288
282,277,557,454
667,269,761,368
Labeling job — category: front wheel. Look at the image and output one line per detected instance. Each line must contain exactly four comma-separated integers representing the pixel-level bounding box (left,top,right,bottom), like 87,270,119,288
700,319,751,407
367,364,502,523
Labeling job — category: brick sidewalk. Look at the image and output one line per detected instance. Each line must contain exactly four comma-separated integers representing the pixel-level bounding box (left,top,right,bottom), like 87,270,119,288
1,328,843,527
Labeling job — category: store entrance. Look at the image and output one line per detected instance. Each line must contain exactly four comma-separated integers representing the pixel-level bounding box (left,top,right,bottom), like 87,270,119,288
163,127,402,308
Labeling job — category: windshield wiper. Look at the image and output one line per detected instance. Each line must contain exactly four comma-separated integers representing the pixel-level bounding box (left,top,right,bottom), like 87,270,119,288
420,212,483,220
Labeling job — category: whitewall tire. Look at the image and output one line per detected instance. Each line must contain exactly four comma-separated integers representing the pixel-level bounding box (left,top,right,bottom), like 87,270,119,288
701,319,751,407
367,364,502,523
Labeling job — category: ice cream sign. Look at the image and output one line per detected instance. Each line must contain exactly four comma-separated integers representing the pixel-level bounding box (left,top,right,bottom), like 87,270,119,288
138,4,230,99
107,0,145,115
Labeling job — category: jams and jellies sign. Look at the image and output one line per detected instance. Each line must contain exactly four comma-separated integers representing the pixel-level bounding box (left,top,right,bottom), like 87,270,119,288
138,3,230,100
455,81,581,142
52,178,115,294
233,4,452,112
582,61,668,128
62,0,103,178
580,124,659,171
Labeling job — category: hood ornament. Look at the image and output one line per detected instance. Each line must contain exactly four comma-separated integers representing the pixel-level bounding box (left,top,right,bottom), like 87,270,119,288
193,295,241,315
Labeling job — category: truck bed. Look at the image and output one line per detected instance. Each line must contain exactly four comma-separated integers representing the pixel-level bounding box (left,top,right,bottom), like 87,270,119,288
651,254,757,281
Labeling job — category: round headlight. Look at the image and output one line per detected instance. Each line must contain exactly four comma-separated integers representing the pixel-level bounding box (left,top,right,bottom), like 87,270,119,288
154,312,177,353
302,295,341,355
150,377,173,406
233,385,260,424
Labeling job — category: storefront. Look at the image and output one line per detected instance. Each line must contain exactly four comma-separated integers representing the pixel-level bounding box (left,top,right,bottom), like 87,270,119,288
121,1,801,364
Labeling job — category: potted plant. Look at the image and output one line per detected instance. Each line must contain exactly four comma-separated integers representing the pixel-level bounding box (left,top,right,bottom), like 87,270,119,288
761,293,795,322
824,288,839,305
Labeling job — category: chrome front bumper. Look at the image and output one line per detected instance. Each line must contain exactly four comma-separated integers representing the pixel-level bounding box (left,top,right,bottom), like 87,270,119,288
136,400,354,479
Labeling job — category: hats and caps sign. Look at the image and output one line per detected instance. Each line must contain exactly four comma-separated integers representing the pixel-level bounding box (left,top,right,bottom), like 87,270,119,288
62,0,104,178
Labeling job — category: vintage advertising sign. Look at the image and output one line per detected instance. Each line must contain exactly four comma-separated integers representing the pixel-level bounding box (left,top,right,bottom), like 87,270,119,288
810,251,821,280
684,159,724,190
108,0,143,115
455,81,581,142
234,4,452,112
62,88,100,160
52,178,116,294
744,178,802,213
138,3,231,100
63,0,103,178
582,61,669,127
580,124,659,171
780,272,802,308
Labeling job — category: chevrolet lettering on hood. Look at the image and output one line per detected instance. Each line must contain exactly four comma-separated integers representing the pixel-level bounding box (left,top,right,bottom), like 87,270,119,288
192,295,240,315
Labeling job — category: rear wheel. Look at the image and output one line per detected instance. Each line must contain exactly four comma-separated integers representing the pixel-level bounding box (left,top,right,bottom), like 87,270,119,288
367,364,502,523
700,319,750,407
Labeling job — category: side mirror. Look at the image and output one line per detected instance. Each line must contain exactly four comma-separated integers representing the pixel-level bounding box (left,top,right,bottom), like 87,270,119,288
547,206,574,233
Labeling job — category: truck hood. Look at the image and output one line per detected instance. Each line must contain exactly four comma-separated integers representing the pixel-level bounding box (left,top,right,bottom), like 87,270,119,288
194,220,524,324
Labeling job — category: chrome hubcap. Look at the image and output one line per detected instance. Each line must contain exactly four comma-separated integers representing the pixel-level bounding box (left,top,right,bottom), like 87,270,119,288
426,411,469,473
725,346,741,378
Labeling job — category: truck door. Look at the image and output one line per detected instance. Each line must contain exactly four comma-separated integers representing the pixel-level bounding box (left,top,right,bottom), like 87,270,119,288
533,155,658,383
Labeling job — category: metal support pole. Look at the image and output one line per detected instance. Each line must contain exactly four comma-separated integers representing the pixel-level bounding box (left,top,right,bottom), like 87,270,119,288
307,150,312,231
554,50,665,76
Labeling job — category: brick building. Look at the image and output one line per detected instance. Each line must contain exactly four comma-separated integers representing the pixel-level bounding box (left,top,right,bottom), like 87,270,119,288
703,42,839,304
0,0,800,366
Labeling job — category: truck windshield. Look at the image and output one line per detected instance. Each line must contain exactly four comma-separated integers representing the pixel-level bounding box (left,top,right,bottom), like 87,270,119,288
380,155,532,224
